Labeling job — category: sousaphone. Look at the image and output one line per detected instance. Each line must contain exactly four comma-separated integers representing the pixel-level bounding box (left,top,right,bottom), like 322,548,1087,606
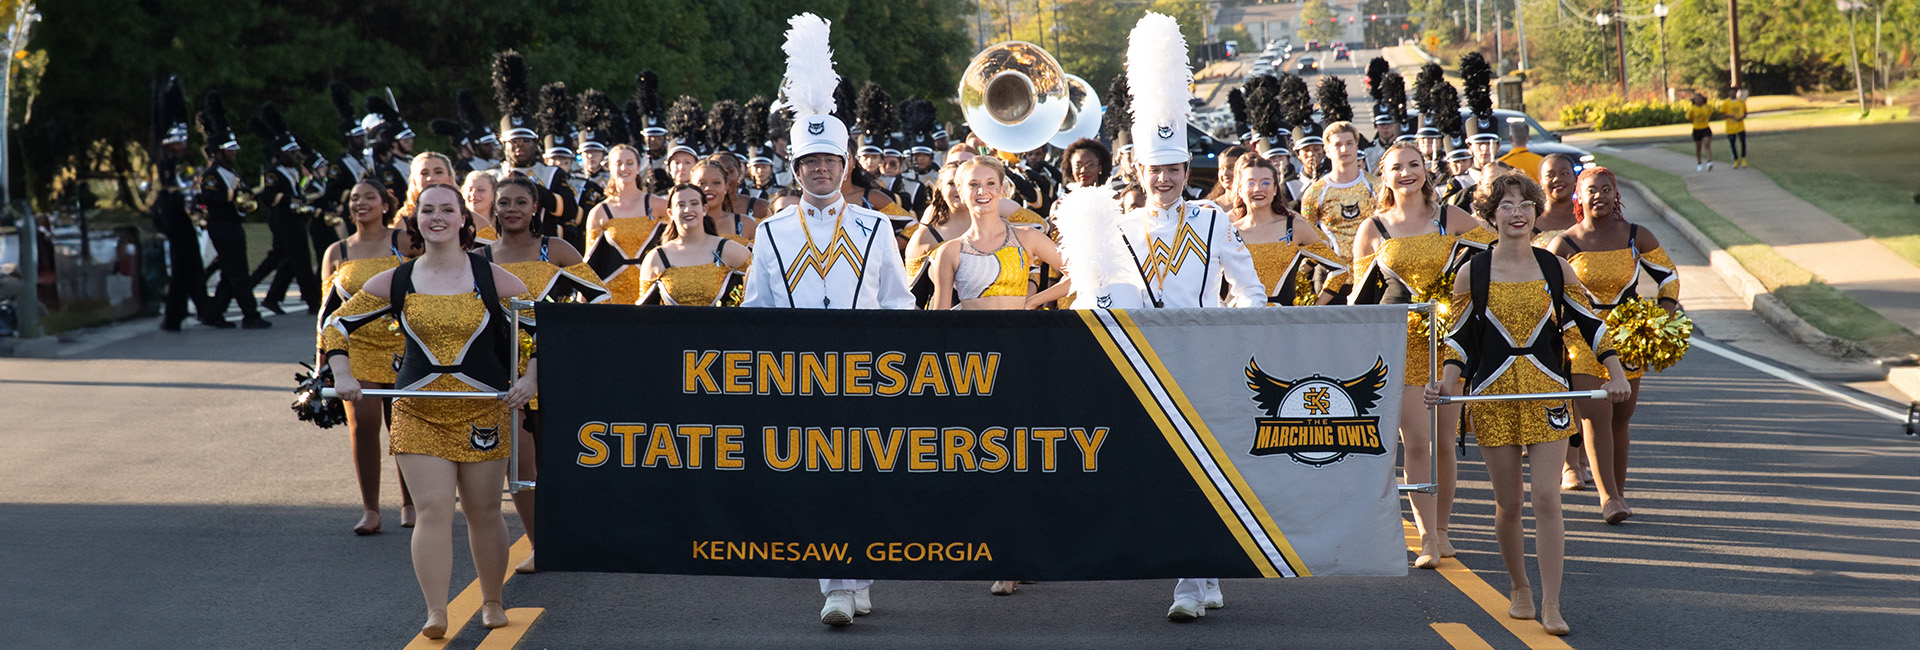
959,41,1069,154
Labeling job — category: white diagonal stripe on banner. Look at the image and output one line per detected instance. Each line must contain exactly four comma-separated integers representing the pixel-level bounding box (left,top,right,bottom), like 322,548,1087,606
1094,310,1296,577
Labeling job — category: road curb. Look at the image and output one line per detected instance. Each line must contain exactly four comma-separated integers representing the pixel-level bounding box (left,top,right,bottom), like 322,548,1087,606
1620,178,1868,360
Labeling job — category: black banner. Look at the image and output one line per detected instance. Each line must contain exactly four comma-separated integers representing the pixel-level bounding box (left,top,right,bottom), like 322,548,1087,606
535,304,1272,580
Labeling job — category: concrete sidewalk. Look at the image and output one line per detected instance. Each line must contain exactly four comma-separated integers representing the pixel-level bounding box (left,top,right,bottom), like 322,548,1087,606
1603,146,1920,336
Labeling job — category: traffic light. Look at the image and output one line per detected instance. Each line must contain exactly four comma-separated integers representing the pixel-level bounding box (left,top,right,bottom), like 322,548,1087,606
1306,18,1313,25
1348,16,1354,22
1371,14,1378,21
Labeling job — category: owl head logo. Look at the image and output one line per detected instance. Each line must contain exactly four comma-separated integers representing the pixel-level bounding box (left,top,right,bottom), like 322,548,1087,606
470,425,501,452
807,120,827,136
1339,204,1363,221
1156,125,1175,140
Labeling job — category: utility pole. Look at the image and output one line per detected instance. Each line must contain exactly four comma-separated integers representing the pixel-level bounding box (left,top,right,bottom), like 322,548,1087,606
1515,0,1528,73
1728,0,1742,89
1494,4,1504,73
1613,0,1628,98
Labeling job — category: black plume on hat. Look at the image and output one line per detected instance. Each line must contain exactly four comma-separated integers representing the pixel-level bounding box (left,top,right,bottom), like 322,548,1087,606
856,81,895,136
1246,76,1284,139
455,88,494,144
743,96,773,147
1276,73,1315,133
833,79,858,127
158,76,191,146
708,99,745,156
196,89,237,155
1429,80,1463,140
1316,76,1353,125
667,95,707,154
576,89,627,151
536,82,573,140
329,82,360,139
1365,57,1389,100
1381,71,1408,120
430,118,468,144
1413,62,1445,116
1099,74,1131,143
492,50,535,138
633,70,666,136
1226,88,1248,136
1459,52,1494,120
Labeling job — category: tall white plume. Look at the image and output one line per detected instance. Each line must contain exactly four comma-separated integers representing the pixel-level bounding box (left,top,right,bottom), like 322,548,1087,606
1053,185,1131,292
781,14,839,117
1126,12,1192,151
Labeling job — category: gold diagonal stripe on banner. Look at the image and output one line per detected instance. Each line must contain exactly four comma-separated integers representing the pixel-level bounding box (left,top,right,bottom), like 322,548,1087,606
1105,310,1311,577
1076,310,1282,578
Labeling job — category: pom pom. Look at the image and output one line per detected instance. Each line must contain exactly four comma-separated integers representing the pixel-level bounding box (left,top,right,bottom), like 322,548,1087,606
1606,298,1693,372
290,362,347,429
1053,185,1130,291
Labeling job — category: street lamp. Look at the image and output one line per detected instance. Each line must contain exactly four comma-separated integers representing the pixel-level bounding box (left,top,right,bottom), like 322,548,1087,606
1654,2,1669,100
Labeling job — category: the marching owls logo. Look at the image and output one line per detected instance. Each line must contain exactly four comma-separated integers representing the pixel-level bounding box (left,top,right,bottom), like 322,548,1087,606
1339,204,1364,221
470,424,501,452
1157,124,1175,140
1244,357,1390,466
807,119,827,135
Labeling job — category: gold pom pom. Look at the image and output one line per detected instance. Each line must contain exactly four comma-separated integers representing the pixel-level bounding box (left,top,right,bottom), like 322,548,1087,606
1606,298,1692,372
1409,269,1457,339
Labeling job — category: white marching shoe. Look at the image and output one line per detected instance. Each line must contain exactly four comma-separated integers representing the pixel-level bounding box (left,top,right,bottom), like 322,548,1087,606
852,586,872,616
820,590,855,626
1202,581,1224,610
1167,596,1205,621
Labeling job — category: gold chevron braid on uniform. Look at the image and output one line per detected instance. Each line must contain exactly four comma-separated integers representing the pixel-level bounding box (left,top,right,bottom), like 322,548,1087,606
1108,309,1311,577
1075,310,1282,578
1141,220,1211,288
783,227,866,293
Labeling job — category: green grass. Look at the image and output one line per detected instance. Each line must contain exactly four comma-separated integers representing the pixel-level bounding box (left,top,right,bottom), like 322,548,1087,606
1659,120,1920,266
1595,152,1915,345
1567,106,1913,146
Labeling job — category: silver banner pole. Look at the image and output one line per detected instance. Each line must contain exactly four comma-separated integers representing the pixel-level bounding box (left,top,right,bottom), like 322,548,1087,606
1400,302,1440,495
1437,389,1609,404
321,388,506,399
508,298,535,492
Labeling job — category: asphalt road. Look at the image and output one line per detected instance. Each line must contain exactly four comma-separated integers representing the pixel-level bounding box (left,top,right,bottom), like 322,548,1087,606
3,288,1915,649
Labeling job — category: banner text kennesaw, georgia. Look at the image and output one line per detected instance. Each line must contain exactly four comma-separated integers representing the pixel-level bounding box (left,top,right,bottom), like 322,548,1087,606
571,349,1110,473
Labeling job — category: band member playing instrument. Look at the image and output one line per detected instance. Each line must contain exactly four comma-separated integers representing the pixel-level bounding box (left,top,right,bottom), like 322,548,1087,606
317,178,420,534
927,156,1066,313
637,183,752,306
1346,143,1483,569
1427,173,1632,637
740,14,915,626
484,175,608,573
324,183,533,638
1545,166,1680,524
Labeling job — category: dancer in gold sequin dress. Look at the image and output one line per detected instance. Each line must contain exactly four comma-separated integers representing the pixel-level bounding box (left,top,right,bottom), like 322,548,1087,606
323,183,528,638
903,161,975,308
1428,173,1632,638
1231,157,1346,306
638,184,752,306
1345,144,1483,570
927,157,1066,313
462,170,499,244
584,146,670,305
1545,166,1680,525
316,178,419,535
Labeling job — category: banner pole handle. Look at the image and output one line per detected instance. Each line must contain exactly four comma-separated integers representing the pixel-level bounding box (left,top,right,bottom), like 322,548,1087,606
1426,302,1440,495
508,299,535,493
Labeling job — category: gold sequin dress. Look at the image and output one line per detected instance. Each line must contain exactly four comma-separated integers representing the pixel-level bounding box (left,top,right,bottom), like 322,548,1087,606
323,261,519,462
1559,225,1680,380
639,239,746,306
317,235,406,384
1245,229,1347,307
584,215,664,305
1300,172,1378,260
1348,219,1482,385
1442,280,1615,447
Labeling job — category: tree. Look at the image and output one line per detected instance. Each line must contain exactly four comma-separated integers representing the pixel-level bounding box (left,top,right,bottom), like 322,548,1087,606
1298,0,1342,45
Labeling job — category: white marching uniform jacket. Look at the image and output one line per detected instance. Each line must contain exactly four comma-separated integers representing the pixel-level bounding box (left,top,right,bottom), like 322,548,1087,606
1116,199,1267,309
742,199,915,310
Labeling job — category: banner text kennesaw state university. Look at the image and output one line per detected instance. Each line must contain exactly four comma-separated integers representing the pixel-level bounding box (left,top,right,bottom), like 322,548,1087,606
572,349,1110,473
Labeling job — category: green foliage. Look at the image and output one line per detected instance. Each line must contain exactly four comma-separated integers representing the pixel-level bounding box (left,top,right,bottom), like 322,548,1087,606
1298,0,1342,45
1003,0,1213,109
1589,100,1688,130
19,0,974,206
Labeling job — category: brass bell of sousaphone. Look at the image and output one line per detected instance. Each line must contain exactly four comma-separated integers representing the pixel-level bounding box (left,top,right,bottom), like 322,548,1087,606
1048,74,1103,150
959,41,1069,155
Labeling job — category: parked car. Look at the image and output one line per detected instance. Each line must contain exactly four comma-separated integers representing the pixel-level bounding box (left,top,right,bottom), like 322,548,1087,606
1295,57,1319,75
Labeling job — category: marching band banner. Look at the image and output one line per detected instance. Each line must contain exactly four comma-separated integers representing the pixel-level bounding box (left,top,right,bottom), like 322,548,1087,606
535,304,1414,580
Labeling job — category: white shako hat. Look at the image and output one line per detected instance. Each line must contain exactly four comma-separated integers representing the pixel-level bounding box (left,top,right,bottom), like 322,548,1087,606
1127,12,1194,167
781,14,849,161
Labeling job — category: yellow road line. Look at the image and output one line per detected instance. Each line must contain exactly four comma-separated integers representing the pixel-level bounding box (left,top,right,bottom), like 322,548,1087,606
402,534,533,649
475,608,545,650
1404,520,1575,650
1431,623,1499,650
